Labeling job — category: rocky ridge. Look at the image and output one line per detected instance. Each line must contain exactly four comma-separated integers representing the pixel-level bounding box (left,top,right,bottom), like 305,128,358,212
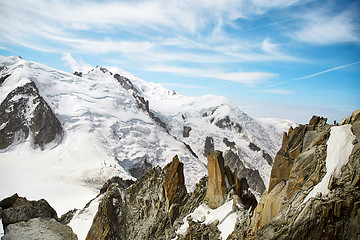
84,151,257,240
228,110,360,240
2,111,358,239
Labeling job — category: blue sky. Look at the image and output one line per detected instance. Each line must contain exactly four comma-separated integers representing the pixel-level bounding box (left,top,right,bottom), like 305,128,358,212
0,0,359,123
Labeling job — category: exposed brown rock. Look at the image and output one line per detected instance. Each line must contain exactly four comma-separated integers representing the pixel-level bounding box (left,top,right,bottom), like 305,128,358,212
309,115,320,126
268,124,308,192
204,151,227,209
224,165,235,186
228,110,360,240
163,155,186,210
85,159,208,240
86,183,126,240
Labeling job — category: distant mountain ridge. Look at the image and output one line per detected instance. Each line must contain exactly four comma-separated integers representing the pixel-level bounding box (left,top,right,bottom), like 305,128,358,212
0,55,295,238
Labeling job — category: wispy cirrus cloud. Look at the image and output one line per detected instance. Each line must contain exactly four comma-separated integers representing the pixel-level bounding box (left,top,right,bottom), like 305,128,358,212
293,8,360,45
0,0,303,62
61,53,92,73
145,65,277,84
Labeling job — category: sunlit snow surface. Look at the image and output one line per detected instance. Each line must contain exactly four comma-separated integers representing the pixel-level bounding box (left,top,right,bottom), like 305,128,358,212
303,124,355,203
176,199,247,240
0,56,293,239
117,67,296,187
0,56,206,238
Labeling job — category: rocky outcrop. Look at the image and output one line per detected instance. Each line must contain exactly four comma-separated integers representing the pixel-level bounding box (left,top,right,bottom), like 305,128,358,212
2,196,58,228
0,81,63,149
3,217,77,240
228,111,360,240
214,116,242,134
268,116,329,192
128,160,153,178
73,71,82,77
223,137,236,150
113,72,169,133
86,157,208,240
0,194,77,240
183,126,192,138
204,151,228,209
163,155,187,210
204,136,214,157
179,219,221,240
85,151,258,240
224,150,266,194
86,182,127,240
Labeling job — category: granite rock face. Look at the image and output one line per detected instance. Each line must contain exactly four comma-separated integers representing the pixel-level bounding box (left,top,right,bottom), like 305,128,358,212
228,111,360,240
204,151,228,209
224,150,266,194
86,152,257,240
0,81,63,150
86,157,207,240
163,155,187,210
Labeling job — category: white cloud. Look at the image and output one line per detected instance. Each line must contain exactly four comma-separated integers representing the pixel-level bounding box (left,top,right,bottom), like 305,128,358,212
61,53,92,73
202,72,277,84
251,0,304,14
294,9,360,45
0,0,305,67
261,37,279,55
145,65,277,84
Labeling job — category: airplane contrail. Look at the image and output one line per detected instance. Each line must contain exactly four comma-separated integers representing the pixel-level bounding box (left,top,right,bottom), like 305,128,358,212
267,60,360,88
294,60,360,81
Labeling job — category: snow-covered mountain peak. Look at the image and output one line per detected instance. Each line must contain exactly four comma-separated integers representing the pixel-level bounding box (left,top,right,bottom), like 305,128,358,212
0,55,295,217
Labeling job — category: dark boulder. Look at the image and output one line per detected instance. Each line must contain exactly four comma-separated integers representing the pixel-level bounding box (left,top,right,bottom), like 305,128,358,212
2,197,58,227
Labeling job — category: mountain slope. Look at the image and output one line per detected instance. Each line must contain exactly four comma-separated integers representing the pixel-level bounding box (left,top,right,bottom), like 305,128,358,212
113,67,296,190
0,55,295,238
0,56,204,213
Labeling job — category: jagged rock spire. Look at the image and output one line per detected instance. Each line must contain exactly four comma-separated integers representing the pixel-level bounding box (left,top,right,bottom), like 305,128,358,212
163,155,186,210
204,151,228,209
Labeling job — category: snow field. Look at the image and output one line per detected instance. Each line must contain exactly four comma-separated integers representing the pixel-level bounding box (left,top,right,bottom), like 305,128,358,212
303,124,355,203
0,56,294,239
